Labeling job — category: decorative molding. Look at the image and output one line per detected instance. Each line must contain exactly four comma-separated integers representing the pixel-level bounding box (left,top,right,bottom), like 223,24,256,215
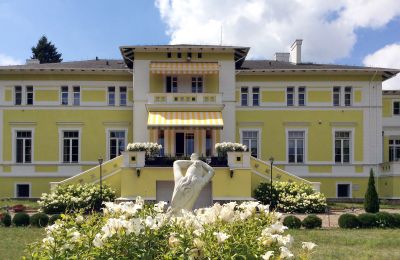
102,121,131,126
56,122,84,126
8,122,37,126
237,122,264,127
283,122,311,126
329,122,358,127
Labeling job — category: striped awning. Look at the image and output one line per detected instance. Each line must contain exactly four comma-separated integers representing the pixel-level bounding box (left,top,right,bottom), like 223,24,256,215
150,62,219,74
147,111,223,128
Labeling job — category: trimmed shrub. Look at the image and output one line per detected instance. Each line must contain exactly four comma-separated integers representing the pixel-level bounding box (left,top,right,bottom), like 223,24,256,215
283,215,302,229
1,213,12,227
49,214,62,225
364,169,379,213
338,213,359,229
376,212,395,228
391,213,400,228
302,214,322,229
39,184,116,214
12,212,30,227
357,213,378,228
254,182,327,213
30,213,49,227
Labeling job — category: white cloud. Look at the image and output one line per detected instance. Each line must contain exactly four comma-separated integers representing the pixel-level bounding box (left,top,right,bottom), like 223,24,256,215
363,43,400,90
155,0,400,62
0,53,22,66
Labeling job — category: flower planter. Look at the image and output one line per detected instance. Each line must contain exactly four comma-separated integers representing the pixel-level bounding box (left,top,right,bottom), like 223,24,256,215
122,151,146,168
227,151,251,168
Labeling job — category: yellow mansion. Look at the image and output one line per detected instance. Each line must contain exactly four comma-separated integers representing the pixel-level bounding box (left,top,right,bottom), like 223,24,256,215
0,40,399,204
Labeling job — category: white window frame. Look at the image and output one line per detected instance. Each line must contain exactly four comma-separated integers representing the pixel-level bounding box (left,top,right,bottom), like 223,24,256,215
252,87,260,106
333,86,341,106
12,128,34,164
332,128,354,164
191,76,204,93
344,86,353,106
240,128,261,158
393,100,400,116
286,86,295,106
336,182,352,198
73,86,80,106
298,86,306,106
389,138,400,162
165,75,178,93
106,128,128,160
173,130,197,156
119,86,127,106
107,86,116,106
14,183,32,198
25,85,34,105
286,128,308,164
14,85,23,105
58,128,82,163
60,86,69,105
240,87,249,106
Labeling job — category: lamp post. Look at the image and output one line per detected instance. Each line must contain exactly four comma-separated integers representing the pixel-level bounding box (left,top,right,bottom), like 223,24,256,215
269,156,274,211
98,157,104,203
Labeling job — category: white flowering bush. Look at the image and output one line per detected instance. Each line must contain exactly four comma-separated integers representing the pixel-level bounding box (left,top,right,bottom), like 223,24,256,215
126,142,162,156
28,199,316,259
254,182,327,213
39,184,116,214
215,142,247,157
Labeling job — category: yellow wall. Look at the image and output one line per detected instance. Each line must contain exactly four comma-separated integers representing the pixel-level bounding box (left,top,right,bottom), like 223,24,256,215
236,74,382,82
262,91,285,102
379,176,400,198
309,165,332,173
354,90,362,103
382,98,393,117
383,136,390,162
4,89,12,102
308,91,332,103
0,177,66,198
81,90,106,102
305,177,369,198
35,90,59,102
0,73,131,81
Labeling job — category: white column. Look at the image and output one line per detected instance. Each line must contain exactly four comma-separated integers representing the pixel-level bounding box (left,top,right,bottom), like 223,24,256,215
219,60,236,142
133,60,150,142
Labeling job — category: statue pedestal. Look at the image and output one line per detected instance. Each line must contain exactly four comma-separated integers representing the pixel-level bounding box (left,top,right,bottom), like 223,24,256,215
122,151,146,168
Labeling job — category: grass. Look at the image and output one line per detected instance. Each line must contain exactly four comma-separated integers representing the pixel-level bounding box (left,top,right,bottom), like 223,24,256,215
0,199,40,210
0,227,45,260
328,202,400,210
288,229,400,260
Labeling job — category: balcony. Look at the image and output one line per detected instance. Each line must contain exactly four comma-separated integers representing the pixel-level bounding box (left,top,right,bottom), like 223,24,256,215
380,161,400,175
145,155,228,167
148,93,222,105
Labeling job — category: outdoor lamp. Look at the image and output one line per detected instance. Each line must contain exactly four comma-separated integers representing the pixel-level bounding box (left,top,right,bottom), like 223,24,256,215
269,156,274,210
98,157,104,203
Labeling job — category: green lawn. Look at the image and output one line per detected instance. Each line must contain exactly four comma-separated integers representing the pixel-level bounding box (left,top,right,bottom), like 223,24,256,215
328,202,400,210
289,229,400,260
0,199,40,210
0,227,45,260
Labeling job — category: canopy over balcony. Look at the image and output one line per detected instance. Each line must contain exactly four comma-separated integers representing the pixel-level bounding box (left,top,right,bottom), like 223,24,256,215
147,111,223,129
150,62,219,74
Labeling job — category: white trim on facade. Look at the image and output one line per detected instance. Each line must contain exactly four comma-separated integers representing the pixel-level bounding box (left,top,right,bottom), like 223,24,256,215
105,128,128,160
14,182,32,198
285,127,308,164
239,128,262,158
335,181,353,198
58,127,82,164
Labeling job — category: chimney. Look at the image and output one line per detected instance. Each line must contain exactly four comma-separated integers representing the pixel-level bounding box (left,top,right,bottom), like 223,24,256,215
26,59,40,65
290,39,302,64
274,52,290,62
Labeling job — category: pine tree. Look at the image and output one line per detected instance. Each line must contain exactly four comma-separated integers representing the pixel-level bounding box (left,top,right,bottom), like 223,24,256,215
364,168,379,213
31,35,62,63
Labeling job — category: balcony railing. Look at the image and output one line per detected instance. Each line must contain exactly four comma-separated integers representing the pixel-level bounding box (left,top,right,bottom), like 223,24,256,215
380,161,400,175
148,93,222,104
145,155,227,167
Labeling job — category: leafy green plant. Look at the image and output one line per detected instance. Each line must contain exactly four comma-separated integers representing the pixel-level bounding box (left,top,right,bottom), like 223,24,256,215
1,213,12,227
30,213,49,227
364,169,379,213
338,214,359,229
49,214,62,225
283,215,302,229
375,212,395,228
391,213,400,228
357,213,378,228
13,212,30,227
302,214,322,229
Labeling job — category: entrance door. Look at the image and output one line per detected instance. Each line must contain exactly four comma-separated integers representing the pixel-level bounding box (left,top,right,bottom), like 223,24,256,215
175,133,185,156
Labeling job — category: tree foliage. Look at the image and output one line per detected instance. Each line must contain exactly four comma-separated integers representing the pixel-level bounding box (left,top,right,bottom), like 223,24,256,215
364,168,380,213
31,35,62,63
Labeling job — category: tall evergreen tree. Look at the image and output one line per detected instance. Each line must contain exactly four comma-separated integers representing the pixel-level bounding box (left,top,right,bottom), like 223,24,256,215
364,168,379,213
31,35,62,63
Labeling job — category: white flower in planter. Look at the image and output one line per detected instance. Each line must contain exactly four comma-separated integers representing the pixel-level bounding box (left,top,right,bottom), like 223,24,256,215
261,251,274,260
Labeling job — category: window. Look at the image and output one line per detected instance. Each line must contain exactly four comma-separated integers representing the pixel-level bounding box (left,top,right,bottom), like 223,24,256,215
177,52,182,58
108,87,115,106
187,52,192,58
109,131,125,159
158,130,165,156
298,87,306,106
252,87,260,106
205,130,213,156
191,77,203,93
344,87,352,106
335,131,351,163
185,133,195,156
333,87,341,106
288,131,305,163
242,131,258,157
287,87,294,106
16,131,32,163
197,53,202,59
166,76,178,93
389,139,400,162
14,86,22,105
61,86,69,105
120,87,127,106
16,184,30,198
241,87,249,106
337,184,351,198
73,86,80,106
167,52,172,58
63,131,79,163
394,101,400,115
26,86,33,105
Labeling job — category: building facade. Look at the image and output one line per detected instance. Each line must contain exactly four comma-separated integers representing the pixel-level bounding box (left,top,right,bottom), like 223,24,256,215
0,41,399,202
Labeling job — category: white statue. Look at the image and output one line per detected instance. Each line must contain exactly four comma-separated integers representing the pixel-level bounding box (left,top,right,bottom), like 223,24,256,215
169,153,215,214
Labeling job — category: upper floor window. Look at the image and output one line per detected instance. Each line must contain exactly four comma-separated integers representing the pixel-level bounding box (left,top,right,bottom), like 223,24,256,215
197,53,202,59
344,87,352,106
252,87,260,106
177,52,182,58
26,86,33,105
335,131,351,164
108,87,115,106
191,77,203,93
394,101,400,115
333,87,341,106
120,87,127,106
73,86,80,106
287,87,294,106
187,52,192,59
63,131,79,163
61,86,69,105
389,139,400,162
166,76,178,93
288,131,305,163
241,87,249,106
167,52,172,58
298,87,306,106
205,130,213,157
16,131,32,163
14,86,22,105
158,130,165,156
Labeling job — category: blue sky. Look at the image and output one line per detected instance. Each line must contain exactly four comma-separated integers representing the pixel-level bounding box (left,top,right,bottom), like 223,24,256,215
0,0,400,89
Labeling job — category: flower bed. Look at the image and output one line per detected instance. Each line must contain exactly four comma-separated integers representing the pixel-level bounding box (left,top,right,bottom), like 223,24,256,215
126,142,162,156
215,142,247,157
28,199,316,259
